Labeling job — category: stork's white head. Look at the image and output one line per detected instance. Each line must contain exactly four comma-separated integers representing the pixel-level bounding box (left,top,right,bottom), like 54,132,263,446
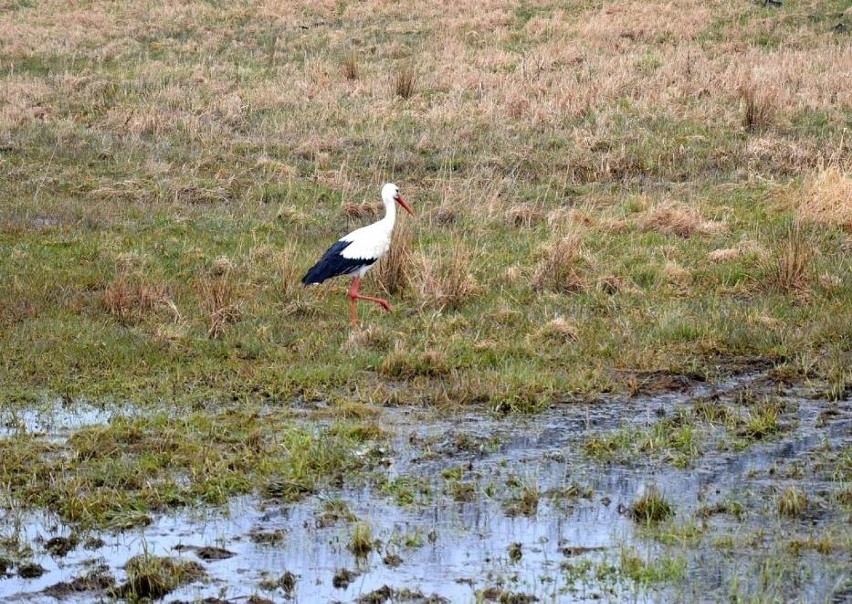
382,182,414,216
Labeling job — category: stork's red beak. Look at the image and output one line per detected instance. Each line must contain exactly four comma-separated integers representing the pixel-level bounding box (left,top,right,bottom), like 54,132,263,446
395,195,414,216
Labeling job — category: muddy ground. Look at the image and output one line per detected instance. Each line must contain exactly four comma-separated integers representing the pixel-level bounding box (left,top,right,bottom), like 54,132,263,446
1,370,849,603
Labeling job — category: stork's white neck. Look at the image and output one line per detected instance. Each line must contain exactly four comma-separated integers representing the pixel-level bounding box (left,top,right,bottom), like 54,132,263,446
380,189,397,229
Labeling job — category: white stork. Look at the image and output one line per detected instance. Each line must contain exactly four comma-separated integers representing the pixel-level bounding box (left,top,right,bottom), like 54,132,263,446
302,183,414,326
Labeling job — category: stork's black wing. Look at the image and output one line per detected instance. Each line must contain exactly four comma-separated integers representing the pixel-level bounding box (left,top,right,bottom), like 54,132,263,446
301,240,377,285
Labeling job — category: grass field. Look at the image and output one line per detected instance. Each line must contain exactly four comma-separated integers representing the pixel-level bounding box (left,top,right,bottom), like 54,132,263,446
0,0,850,590
2,0,850,408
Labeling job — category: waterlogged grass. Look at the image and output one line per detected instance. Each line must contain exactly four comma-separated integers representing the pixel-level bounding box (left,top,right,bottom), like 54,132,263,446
0,0,850,534
0,407,384,528
583,393,798,467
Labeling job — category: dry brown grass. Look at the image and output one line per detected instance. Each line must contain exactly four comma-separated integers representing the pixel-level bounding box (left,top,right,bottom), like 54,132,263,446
392,61,418,99
532,232,592,294
431,206,458,225
342,49,360,81
764,223,815,295
540,317,579,343
662,261,692,286
275,242,308,303
102,274,175,325
597,274,626,295
199,258,241,339
739,79,777,132
708,239,765,263
546,208,596,229
505,203,544,227
795,165,852,231
708,248,740,262
415,244,478,311
342,326,391,352
379,344,449,378
341,201,380,219
374,220,414,296
638,202,727,238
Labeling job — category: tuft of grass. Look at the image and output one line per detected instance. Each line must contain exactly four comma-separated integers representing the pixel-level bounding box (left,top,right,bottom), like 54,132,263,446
315,498,357,528
447,480,476,502
504,481,540,517
198,259,241,339
619,547,686,585
374,219,414,296
794,165,852,230
505,203,544,227
101,273,175,325
740,79,777,132
763,223,814,295
638,201,726,238
392,61,417,99
349,522,374,557
379,476,432,506
342,49,360,81
341,200,380,218
342,325,392,353
737,402,782,441
415,244,478,311
275,241,311,312
583,429,636,461
532,232,591,294
776,486,808,518
541,316,579,342
116,554,205,601
629,486,675,524
379,346,449,379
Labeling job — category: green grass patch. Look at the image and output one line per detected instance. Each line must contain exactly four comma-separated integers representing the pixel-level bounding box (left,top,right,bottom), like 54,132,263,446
0,408,384,529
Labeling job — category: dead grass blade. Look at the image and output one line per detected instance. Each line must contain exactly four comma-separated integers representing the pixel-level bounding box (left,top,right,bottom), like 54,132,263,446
505,203,545,227
342,49,360,81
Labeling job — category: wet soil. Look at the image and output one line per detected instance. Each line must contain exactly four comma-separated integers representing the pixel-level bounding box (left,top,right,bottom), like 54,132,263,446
0,372,849,603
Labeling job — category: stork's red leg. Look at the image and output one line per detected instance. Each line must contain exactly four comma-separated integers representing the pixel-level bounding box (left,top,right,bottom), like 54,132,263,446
348,278,361,326
348,277,392,326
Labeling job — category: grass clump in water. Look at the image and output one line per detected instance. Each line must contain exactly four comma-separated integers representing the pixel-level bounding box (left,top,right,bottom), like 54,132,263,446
776,487,808,518
349,522,375,557
116,554,205,601
619,547,686,585
629,486,675,525
735,399,786,443
504,481,540,517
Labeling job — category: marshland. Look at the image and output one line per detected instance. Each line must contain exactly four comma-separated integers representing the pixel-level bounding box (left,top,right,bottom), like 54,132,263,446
0,0,850,602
